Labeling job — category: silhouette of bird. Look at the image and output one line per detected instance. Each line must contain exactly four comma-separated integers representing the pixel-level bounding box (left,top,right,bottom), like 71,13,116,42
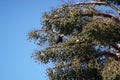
56,34,64,44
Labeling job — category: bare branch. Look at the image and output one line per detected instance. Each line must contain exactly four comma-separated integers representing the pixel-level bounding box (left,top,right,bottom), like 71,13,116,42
72,1,107,6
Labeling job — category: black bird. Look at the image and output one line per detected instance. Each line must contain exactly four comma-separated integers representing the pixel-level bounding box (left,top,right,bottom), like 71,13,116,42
56,34,64,44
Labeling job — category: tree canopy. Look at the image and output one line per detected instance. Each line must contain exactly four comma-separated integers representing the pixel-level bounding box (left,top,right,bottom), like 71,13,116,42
28,0,120,80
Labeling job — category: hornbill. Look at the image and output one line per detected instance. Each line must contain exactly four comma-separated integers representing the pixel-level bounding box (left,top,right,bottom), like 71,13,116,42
56,34,64,44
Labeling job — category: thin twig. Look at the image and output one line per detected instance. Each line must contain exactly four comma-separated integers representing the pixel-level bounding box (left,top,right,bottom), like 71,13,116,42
33,29,60,35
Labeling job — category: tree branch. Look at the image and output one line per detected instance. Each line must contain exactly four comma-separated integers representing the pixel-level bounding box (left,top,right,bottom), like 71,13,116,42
72,1,107,6
33,29,61,35
71,1,120,12
57,1,120,20
106,2,120,13
95,51,119,61
111,44,120,51
53,12,119,21
82,12,118,21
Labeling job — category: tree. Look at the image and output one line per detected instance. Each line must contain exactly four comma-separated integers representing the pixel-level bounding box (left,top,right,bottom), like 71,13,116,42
28,0,120,80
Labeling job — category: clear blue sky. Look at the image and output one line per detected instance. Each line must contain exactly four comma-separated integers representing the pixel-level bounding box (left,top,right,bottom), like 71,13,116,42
0,0,61,80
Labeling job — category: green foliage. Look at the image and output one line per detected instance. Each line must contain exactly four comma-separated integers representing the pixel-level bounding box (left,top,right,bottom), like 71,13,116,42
28,0,120,80
101,0,120,5
82,17,120,45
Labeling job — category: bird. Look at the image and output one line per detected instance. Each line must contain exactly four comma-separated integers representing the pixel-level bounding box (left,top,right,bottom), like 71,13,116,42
56,34,64,44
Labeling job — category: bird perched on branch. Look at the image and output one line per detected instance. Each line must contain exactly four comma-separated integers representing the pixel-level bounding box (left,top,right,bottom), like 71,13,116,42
56,34,64,44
